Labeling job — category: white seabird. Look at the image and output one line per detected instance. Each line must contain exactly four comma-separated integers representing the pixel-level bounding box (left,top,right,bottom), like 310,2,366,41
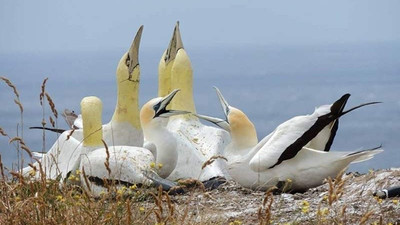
29,26,145,147
155,22,231,182
79,90,187,195
23,26,147,179
101,25,144,147
197,88,383,192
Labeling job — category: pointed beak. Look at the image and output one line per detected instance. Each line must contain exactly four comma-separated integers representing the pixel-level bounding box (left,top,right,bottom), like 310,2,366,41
192,87,232,132
194,114,231,132
214,86,230,120
164,21,184,64
154,89,190,118
127,25,143,75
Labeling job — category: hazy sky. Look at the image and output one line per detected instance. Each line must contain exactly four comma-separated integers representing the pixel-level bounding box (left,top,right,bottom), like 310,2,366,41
1,0,399,53
1,0,399,171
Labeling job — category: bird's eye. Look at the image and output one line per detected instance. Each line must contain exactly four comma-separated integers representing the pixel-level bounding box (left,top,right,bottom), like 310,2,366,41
125,54,131,66
153,102,161,112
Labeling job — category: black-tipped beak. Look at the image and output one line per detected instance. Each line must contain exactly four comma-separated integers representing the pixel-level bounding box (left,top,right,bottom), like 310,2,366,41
154,89,190,118
164,21,184,64
214,87,230,120
194,114,231,132
126,25,143,75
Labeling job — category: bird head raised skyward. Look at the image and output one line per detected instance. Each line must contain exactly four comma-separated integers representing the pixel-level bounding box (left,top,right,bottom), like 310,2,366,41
116,25,143,83
195,87,258,149
164,21,184,65
158,22,196,114
140,89,189,129
216,86,258,149
111,26,143,129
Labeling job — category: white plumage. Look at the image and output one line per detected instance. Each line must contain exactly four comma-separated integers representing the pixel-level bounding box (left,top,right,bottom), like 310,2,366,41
155,22,230,181
197,87,383,192
80,90,187,195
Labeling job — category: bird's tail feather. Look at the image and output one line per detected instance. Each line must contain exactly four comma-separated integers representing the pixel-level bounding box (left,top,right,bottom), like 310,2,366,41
346,146,383,164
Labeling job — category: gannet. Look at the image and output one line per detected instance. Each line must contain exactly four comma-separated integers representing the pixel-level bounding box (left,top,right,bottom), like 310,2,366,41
197,88,383,192
102,25,144,147
23,124,84,180
80,90,187,195
29,26,144,146
23,26,146,179
155,22,231,182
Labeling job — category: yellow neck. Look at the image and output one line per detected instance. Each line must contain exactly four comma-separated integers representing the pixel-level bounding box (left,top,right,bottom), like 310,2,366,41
158,50,173,97
81,96,103,147
170,49,196,113
111,54,141,129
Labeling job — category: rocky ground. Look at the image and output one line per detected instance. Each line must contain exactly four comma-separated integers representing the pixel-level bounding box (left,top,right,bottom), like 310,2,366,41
142,168,400,224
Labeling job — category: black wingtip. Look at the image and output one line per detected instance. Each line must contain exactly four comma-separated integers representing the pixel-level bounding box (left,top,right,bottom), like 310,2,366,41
346,145,383,156
341,101,382,116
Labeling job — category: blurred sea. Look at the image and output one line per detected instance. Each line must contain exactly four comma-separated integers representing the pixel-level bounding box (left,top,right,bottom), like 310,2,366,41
1,42,399,173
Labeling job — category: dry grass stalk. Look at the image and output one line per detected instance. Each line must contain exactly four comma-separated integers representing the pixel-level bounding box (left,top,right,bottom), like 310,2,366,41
9,171,26,185
80,167,94,201
33,158,47,188
9,136,24,145
45,92,58,119
27,163,37,172
39,78,48,106
81,166,92,193
102,140,112,177
326,169,347,206
1,76,19,98
341,205,347,224
180,198,190,224
0,127,7,136
20,144,33,158
13,99,24,113
49,116,55,128
0,155,6,182
201,155,228,170
39,78,49,152
126,198,132,224
258,186,276,225
9,137,33,161
66,128,75,140
359,210,374,225
164,190,175,219
149,186,179,224
1,76,25,170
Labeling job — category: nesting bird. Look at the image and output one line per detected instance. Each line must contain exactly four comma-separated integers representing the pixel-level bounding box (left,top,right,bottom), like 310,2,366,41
154,22,231,182
79,90,188,195
23,26,145,179
29,26,145,146
22,23,385,195
196,87,383,192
